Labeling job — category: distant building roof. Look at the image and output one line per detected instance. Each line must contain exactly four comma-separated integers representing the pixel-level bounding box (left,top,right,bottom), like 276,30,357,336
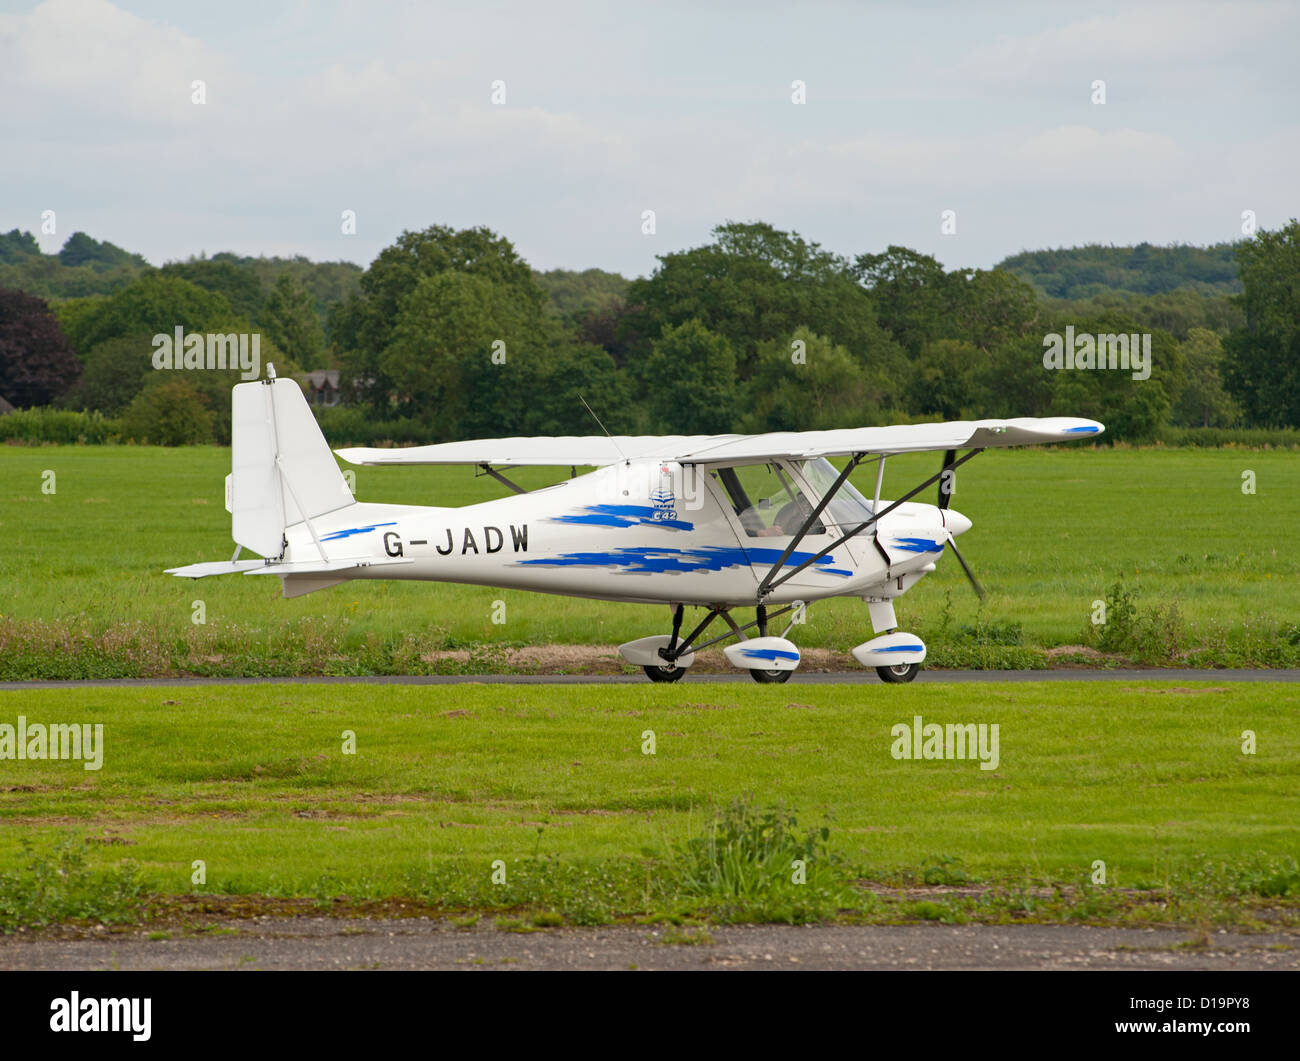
301,370,340,388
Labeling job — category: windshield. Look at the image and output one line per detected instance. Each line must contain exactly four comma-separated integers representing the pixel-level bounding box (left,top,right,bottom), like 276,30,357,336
711,463,826,538
797,458,876,530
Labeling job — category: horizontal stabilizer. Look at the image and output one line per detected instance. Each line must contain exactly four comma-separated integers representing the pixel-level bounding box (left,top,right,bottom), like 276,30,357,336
167,558,412,579
242,558,413,576
166,560,266,578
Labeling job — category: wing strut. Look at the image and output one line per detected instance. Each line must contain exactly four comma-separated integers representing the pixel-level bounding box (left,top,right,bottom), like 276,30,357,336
477,463,526,494
759,448,984,599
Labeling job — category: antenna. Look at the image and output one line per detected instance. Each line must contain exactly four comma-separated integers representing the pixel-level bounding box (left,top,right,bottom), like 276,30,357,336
579,393,628,464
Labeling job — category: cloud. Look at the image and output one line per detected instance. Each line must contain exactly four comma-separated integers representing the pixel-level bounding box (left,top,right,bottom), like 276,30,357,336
0,0,233,126
957,1,1296,89
1010,125,1184,186
0,0,1294,275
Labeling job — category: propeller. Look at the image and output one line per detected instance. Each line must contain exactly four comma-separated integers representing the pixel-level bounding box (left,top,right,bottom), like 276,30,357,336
937,449,987,601
938,449,957,509
944,532,987,602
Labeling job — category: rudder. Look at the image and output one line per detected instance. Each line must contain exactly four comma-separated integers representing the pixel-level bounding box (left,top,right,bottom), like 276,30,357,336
229,375,355,557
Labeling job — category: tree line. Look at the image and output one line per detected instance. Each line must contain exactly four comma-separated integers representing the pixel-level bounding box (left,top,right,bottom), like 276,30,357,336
1,219,1297,444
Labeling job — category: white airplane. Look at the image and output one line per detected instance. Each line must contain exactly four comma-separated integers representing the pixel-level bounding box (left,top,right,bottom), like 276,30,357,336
168,370,1104,684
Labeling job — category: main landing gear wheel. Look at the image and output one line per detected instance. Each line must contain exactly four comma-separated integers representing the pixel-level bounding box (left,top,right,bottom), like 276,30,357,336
643,663,686,683
750,668,793,684
876,662,920,684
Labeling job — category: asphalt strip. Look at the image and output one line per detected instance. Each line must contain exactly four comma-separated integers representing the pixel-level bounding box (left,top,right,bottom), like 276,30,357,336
2,669,1297,689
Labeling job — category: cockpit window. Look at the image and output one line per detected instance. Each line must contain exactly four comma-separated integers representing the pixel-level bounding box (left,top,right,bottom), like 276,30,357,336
797,457,876,530
712,463,826,538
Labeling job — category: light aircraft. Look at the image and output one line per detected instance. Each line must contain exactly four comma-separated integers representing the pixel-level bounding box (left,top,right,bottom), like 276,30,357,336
168,369,1104,684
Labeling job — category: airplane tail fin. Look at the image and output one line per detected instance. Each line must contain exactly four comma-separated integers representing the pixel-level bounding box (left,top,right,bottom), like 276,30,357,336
227,374,355,558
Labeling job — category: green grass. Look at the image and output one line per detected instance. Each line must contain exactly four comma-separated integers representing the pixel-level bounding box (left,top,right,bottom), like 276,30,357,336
1,445,1297,677
0,681,1296,928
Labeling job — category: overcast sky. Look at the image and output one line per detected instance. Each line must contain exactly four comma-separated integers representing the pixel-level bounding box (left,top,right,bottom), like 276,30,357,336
2,0,1296,277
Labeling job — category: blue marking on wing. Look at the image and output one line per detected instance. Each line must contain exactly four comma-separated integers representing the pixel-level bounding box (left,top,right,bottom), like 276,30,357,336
320,521,396,541
891,537,944,554
1065,426,1100,433
741,647,800,662
551,505,694,531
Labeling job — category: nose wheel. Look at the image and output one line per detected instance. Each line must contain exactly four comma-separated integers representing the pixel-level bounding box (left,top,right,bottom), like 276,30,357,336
750,667,793,684
876,662,920,683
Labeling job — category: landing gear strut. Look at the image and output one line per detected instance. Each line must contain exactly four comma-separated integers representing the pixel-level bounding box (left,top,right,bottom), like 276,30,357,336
748,604,792,683
622,603,803,684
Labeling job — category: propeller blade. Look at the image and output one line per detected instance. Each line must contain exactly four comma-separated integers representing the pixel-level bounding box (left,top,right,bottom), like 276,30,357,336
946,534,987,602
938,449,957,510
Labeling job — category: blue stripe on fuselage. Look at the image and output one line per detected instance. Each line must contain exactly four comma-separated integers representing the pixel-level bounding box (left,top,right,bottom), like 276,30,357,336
518,545,852,577
320,521,396,541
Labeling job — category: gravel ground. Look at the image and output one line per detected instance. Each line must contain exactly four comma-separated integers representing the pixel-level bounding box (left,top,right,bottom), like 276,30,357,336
3,668,1298,689
2,920,1297,971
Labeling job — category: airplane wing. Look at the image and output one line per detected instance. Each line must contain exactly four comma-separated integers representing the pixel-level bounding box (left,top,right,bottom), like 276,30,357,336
334,417,1103,468
335,435,738,467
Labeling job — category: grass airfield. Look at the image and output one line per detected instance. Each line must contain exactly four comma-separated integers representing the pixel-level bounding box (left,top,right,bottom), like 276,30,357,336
2,443,1298,930
1,680,1296,930
1,445,1298,679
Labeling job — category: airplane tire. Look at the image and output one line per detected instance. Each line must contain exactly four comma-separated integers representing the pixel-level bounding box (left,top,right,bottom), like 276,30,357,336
750,668,793,684
876,663,920,684
644,664,686,683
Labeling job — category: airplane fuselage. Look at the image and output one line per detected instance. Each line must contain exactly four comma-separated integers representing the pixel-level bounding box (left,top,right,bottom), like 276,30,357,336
279,458,959,607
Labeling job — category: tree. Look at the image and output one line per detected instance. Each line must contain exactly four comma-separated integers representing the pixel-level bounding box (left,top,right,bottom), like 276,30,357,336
335,224,546,412
60,273,234,356
1222,220,1300,427
996,241,1241,298
1044,312,1182,442
524,342,632,435
534,267,630,320
380,270,536,436
57,231,149,272
0,288,81,406
852,246,951,356
946,269,1040,351
907,339,984,420
970,335,1057,418
120,379,214,445
743,329,872,432
576,297,638,364
58,333,156,414
0,229,41,265
50,274,292,426
1173,329,1239,428
160,258,264,321
625,221,898,377
639,319,738,433
261,273,326,369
